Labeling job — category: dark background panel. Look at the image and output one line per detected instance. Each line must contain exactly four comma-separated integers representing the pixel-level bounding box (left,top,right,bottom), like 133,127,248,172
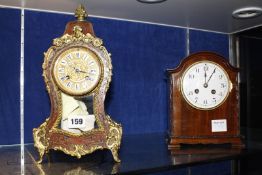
0,6,233,175
0,8,20,144
90,18,187,135
238,27,262,142
24,11,187,142
24,11,229,143
189,30,229,58
24,11,74,143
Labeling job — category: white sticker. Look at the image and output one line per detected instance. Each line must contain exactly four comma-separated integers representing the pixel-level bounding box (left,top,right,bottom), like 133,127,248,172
211,119,227,132
68,115,86,129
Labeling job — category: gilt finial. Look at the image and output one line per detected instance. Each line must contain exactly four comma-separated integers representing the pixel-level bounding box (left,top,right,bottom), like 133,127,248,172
75,4,87,21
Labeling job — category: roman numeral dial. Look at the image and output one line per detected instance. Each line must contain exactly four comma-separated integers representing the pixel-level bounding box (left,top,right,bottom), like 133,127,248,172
53,47,102,95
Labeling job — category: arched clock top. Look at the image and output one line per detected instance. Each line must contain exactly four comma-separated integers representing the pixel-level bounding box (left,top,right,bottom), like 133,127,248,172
167,51,239,74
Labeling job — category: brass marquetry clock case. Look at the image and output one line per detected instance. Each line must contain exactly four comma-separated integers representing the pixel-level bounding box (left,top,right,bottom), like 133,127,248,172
33,5,122,163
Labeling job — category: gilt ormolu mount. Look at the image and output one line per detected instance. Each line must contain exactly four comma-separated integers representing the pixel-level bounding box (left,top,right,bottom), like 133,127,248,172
33,5,122,163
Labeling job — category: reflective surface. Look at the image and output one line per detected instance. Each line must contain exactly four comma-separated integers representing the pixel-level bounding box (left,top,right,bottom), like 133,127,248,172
60,93,97,134
1,133,262,174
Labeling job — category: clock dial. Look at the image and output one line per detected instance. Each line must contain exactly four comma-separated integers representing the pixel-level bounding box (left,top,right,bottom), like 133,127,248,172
181,61,231,110
53,47,102,95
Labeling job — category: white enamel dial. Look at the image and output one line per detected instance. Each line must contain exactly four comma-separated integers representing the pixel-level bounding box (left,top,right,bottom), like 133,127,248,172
181,61,231,110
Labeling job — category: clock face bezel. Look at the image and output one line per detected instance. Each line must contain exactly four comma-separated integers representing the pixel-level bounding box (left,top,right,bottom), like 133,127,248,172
52,46,103,96
181,60,231,110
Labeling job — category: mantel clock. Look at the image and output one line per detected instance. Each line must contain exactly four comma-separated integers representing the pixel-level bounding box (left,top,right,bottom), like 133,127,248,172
167,52,244,149
33,5,122,163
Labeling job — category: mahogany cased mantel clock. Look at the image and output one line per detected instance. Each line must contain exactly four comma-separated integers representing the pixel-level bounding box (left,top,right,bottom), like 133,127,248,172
33,5,122,163
167,52,244,149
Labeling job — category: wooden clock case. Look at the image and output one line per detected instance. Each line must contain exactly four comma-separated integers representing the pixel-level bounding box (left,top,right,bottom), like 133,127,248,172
33,5,122,163
167,52,244,149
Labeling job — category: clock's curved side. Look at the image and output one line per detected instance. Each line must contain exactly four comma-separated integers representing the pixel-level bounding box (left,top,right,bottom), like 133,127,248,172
33,5,122,163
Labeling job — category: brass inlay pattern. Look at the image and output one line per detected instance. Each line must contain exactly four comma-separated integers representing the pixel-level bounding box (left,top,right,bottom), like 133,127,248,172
33,7,122,163
53,145,104,159
33,118,49,163
53,32,103,48
106,115,122,162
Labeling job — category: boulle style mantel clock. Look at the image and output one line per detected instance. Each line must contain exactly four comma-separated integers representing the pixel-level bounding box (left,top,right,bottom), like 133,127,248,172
33,5,122,163
167,52,244,149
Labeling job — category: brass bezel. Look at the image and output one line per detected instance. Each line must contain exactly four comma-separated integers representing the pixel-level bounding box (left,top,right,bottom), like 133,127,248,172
52,46,103,97
181,60,231,110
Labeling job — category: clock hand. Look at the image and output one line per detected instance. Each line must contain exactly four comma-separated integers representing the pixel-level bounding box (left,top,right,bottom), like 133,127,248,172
206,68,216,84
204,71,207,83
61,75,70,80
75,69,88,74
68,64,80,72
68,64,77,72
68,63,88,75
69,65,87,74
203,69,208,88
68,63,88,74
72,67,88,74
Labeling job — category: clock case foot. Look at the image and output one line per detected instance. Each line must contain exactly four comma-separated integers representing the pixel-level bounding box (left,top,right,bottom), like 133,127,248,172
33,116,122,163
168,136,245,150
